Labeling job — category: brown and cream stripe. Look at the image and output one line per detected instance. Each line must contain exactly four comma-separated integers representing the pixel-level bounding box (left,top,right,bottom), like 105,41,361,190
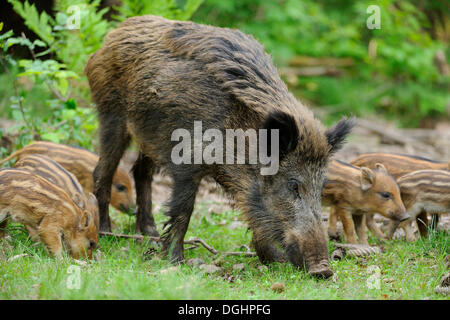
350,153,449,179
0,168,96,258
397,169,450,213
0,141,134,213
14,155,85,205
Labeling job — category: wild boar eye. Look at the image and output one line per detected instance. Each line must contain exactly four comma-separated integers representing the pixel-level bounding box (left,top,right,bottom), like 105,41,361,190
288,180,299,194
115,184,127,192
379,192,392,200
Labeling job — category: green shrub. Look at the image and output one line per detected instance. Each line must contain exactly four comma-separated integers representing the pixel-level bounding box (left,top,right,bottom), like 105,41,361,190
0,0,204,152
194,0,449,126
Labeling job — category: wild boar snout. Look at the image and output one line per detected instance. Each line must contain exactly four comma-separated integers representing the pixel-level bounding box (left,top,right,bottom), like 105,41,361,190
284,225,332,278
396,211,410,222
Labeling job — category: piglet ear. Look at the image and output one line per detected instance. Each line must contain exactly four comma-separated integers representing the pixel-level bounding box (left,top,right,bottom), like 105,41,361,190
325,117,356,154
375,163,388,174
263,111,299,159
88,193,98,207
79,210,91,230
87,193,99,229
72,193,85,210
360,167,375,191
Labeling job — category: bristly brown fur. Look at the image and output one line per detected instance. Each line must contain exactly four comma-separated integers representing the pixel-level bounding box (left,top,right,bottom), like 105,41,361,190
85,15,353,277
0,168,97,258
14,155,99,231
349,153,449,240
323,160,407,244
392,170,450,241
350,153,448,179
0,141,134,214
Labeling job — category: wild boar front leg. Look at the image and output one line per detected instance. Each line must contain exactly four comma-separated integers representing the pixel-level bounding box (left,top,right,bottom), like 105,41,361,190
162,174,200,264
352,214,368,245
38,218,63,258
0,219,7,238
25,225,40,241
398,219,415,242
336,208,357,244
365,213,386,240
415,210,429,239
93,115,130,232
327,206,340,240
132,152,159,237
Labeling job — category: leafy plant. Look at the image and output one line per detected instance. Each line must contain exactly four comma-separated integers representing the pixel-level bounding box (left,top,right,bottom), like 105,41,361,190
0,23,95,149
8,0,110,74
1,0,206,152
114,0,204,22
193,0,449,126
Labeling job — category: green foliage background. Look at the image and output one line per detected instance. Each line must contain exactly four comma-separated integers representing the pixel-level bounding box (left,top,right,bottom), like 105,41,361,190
0,0,449,154
193,0,449,126
0,1,448,300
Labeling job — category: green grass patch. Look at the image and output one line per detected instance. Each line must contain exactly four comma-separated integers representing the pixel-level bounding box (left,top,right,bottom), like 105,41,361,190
0,204,448,300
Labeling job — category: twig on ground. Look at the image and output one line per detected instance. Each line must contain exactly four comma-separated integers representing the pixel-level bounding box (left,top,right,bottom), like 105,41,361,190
184,237,219,254
357,118,435,155
99,231,157,242
99,231,256,257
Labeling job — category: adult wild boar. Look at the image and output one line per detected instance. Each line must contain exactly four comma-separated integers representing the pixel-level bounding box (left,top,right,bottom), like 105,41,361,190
85,15,354,278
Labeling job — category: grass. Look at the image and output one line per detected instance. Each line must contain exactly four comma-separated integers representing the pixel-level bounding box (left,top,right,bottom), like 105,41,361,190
0,203,448,300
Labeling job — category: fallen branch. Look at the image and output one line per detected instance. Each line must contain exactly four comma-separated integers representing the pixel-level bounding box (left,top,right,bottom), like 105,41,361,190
99,231,256,257
279,66,343,77
99,231,158,242
357,119,435,155
184,237,219,255
288,56,354,68
222,245,256,257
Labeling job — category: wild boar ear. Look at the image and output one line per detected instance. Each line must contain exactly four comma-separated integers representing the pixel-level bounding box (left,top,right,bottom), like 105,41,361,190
80,210,91,229
88,193,98,207
375,163,388,174
72,193,85,210
87,193,99,229
325,117,356,154
263,111,299,159
360,167,375,191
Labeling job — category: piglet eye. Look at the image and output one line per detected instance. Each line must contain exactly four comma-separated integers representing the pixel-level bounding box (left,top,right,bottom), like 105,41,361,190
288,180,299,192
116,184,126,192
379,192,392,200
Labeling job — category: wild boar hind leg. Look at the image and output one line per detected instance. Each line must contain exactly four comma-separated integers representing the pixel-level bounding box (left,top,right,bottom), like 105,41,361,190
162,173,200,264
365,213,387,240
336,207,357,244
93,114,131,232
132,152,159,237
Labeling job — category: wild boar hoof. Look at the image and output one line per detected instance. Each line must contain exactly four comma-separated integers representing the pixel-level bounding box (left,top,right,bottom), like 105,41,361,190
327,231,341,241
308,265,333,279
138,225,160,238
170,253,185,265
